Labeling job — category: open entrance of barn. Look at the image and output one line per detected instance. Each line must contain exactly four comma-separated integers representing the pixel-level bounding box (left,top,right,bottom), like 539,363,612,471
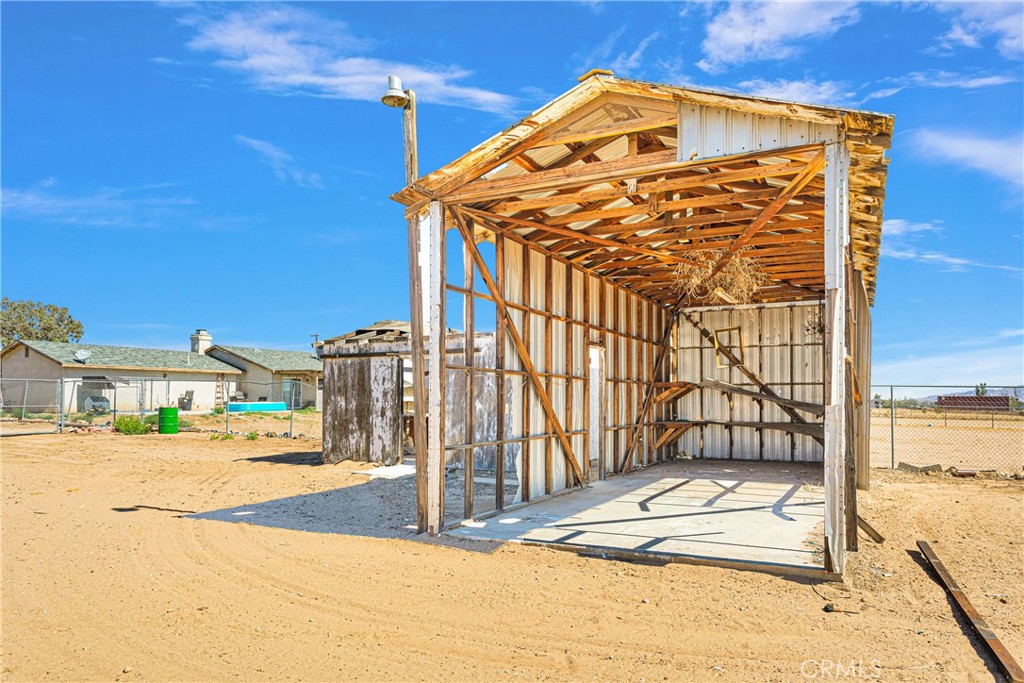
391,73,891,576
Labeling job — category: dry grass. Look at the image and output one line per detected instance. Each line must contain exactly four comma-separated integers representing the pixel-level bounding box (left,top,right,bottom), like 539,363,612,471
673,248,769,305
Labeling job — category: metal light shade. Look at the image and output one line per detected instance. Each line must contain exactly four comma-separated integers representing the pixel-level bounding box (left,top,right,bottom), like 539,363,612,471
381,75,409,108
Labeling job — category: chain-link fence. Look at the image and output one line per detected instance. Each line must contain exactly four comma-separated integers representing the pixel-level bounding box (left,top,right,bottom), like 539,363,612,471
0,378,63,435
0,377,323,440
870,385,1023,474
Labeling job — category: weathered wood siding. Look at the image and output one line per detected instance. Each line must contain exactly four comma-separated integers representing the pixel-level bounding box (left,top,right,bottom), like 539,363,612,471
322,356,404,466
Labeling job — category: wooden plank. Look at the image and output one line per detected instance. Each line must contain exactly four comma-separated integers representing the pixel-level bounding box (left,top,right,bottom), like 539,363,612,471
406,211,428,533
700,379,825,416
657,420,824,438
544,253,553,494
452,209,586,488
917,541,1024,683
522,242,532,500
857,515,884,543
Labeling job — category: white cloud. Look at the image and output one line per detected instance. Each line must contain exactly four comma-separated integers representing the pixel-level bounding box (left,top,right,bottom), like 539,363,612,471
1,181,196,229
183,6,513,113
910,128,1024,187
736,78,856,105
610,32,661,76
881,218,942,237
697,2,860,73
235,135,323,189
862,69,1018,102
881,217,1022,273
935,2,1023,59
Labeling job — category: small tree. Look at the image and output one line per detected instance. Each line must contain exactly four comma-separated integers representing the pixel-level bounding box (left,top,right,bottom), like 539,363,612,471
0,298,84,347
975,383,988,397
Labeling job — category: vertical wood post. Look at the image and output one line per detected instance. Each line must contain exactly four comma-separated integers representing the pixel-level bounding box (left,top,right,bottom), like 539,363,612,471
463,220,476,520
823,140,849,573
495,234,507,510
426,200,446,535
406,210,428,533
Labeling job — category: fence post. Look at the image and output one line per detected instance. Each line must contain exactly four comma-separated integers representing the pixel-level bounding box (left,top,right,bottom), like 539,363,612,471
59,379,65,432
225,396,230,434
21,380,28,420
889,385,895,469
113,383,118,423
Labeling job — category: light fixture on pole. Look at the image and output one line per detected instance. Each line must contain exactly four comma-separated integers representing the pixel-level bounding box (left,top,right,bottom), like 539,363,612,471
382,73,427,533
381,74,417,185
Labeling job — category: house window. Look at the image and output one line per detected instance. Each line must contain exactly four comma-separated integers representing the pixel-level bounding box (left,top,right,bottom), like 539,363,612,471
24,346,29,358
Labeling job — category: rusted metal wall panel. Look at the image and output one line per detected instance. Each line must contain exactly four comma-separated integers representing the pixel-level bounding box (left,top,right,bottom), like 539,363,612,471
322,355,403,466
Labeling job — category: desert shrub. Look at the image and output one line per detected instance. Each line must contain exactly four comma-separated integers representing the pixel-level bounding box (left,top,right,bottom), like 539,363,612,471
180,419,193,429
209,433,219,440
211,406,226,415
143,413,159,425
295,406,319,414
114,415,150,435
220,433,234,440
245,431,259,441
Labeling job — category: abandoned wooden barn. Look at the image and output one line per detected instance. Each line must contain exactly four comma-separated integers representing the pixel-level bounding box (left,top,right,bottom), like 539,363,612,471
393,72,893,575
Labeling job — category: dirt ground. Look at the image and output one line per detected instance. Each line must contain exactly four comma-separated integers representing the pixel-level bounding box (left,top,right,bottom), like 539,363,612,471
2,432,1022,682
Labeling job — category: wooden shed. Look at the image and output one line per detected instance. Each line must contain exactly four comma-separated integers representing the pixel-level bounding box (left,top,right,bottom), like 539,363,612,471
393,72,893,575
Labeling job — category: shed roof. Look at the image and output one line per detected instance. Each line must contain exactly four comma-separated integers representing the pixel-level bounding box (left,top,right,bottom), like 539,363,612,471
4,339,242,374
209,345,322,373
322,320,412,345
393,73,893,304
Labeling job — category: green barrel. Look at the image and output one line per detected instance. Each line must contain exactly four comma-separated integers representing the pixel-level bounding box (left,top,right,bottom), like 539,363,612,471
158,406,179,434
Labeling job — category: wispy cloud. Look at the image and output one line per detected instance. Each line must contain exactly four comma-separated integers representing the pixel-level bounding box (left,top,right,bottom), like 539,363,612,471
697,2,860,73
572,28,660,78
881,218,1022,273
910,128,1024,187
736,78,856,105
933,2,1023,60
235,135,323,188
1,180,197,229
182,5,514,114
862,69,1018,102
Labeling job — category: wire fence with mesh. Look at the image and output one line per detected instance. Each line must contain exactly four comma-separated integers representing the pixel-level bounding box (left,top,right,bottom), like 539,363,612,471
869,385,1023,475
0,377,323,440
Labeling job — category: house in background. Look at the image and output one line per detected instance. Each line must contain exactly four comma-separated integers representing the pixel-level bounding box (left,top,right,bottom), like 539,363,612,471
206,343,323,408
0,328,323,412
0,338,242,412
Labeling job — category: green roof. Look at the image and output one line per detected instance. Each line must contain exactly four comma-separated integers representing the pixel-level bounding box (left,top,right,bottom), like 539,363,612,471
210,345,322,373
12,340,242,374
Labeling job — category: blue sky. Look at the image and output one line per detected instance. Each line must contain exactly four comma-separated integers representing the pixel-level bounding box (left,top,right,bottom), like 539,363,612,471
2,1,1022,386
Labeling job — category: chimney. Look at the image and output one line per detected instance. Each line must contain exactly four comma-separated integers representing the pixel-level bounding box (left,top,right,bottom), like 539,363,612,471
190,328,212,354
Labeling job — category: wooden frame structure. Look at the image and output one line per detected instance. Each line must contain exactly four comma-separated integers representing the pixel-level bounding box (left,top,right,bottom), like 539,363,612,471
393,73,893,575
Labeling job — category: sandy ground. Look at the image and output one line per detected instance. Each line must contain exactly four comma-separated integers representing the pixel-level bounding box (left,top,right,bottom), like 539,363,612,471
2,432,1023,682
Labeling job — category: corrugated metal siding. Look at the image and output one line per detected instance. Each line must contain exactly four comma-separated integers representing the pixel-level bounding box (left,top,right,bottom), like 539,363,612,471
674,301,824,462
677,103,838,162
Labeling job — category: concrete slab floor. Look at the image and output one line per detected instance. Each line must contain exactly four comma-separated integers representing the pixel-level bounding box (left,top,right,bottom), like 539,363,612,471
446,459,825,569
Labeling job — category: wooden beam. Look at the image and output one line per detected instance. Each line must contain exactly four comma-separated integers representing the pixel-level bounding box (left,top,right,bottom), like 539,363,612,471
656,420,824,439
700,379,825,416
451,209,586,488
462,207,702,267
532,114,677,148
918,541,1024,683
709,150,827,276
618,314,679,473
